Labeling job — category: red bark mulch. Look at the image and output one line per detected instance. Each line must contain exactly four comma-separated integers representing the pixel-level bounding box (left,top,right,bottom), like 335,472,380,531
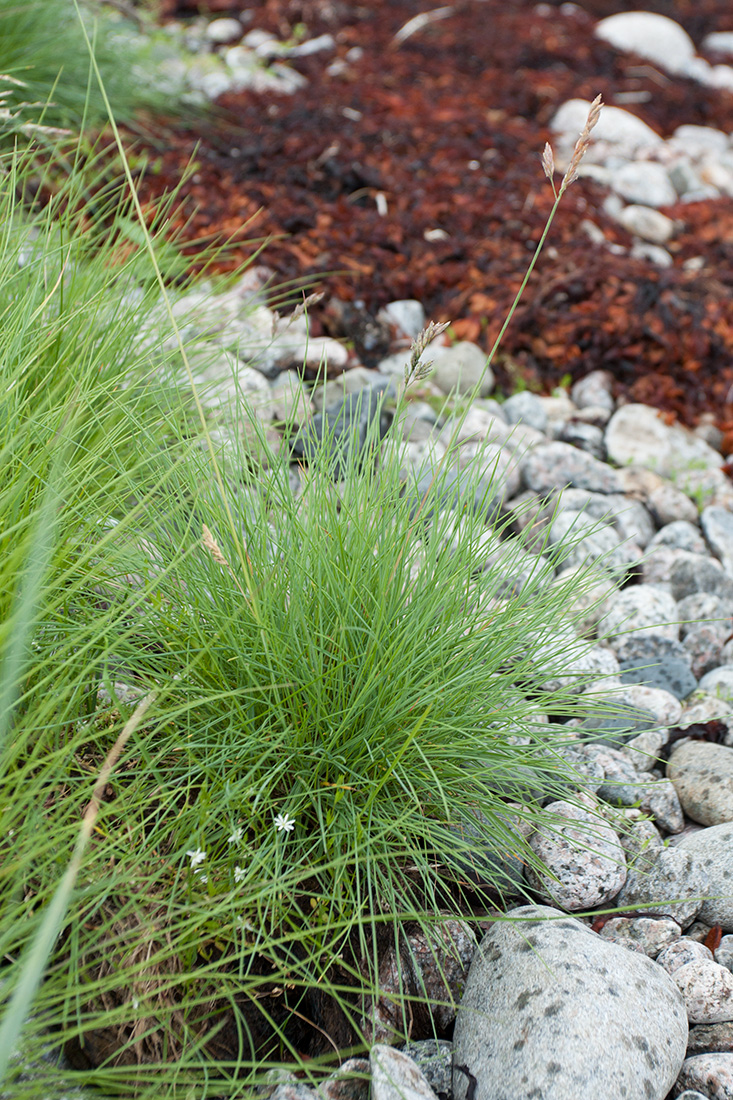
137,0,733,434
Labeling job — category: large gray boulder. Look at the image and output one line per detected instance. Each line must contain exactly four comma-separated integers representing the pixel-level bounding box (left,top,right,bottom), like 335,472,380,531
452,905,688,1100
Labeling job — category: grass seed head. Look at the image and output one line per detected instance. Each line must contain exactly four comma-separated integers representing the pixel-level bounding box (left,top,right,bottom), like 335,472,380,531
404,320,451,387
559,94,604,196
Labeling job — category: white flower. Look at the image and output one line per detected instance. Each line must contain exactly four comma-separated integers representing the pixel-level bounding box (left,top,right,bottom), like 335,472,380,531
234,865,246,883
274,812,295,833
197,874,208,884
227,827,243,845
186,847,206,867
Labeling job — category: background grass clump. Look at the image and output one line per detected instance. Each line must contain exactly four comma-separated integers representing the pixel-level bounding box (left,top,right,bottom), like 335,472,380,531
0,0,188,134
0,58,622,1100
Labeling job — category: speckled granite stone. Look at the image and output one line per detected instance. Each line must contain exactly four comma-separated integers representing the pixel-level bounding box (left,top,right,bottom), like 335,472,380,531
452,905,687,1100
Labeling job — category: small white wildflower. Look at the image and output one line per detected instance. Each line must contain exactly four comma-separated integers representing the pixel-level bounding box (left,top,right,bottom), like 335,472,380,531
197,874,208,884
274,812,296,833
234,865,246,883
227,827,244,845
186,847,206,868
132,998,139,1010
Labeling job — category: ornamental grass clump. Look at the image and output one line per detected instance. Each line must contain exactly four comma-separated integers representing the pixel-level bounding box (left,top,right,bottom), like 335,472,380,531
0,0,188,134
0,90,623,1098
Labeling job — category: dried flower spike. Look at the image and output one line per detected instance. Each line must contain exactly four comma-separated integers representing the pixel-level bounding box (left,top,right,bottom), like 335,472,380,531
202,523,247,597
404,320,451,387
559,94,603,196
541,142,556,191
288,290,325,328
202,524,229,570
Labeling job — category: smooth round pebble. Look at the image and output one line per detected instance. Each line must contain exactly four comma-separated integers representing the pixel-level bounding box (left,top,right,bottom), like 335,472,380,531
597,915,681,957
667,741,733,826
522,441,623,494
525,798,627,909
613,846,709,929
370,1045,437,1100
698,666,733,704
677,825,733,931
669,960,733,1024
675,1053,733,1099
658,941,715,974
599,585,680,643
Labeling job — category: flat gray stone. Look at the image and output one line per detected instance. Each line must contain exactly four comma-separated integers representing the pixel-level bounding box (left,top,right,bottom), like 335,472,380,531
595,11,696,76
551,488,654,547
615,634,697,700
501,391,548,433
648,483,700,527
611,161,677,208
698,666,733,705
581,704,659,747
677,825,733,931
670,554,733,602
605,404,721,478
687,1022,733,1055
618,204,676,243
522,441,623,494
670,124,731,157
429,342,494,398
551,98,662,152
452,905,687,1100
571,371,615,414
667,741,733,826
377,300,426,340
548,510,636,575
648,522,708,556
558,420,605,459
677,594,733,634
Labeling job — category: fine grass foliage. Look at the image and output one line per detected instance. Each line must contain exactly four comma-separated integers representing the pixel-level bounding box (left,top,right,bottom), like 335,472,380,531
0,77,629,1099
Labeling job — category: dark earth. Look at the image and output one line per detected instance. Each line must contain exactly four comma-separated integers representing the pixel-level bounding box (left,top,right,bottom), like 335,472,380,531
136,0,733,437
